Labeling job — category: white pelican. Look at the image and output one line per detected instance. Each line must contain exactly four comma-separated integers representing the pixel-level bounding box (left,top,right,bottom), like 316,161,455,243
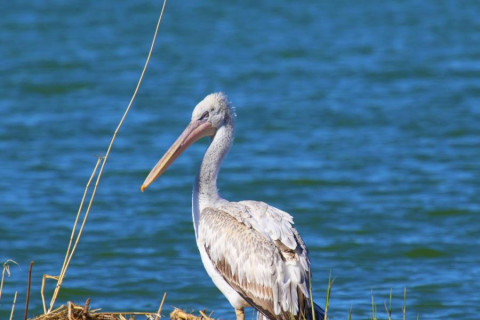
141,93,324,320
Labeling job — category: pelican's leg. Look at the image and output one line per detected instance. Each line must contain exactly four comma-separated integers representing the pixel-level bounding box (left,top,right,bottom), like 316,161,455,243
235,308,245,320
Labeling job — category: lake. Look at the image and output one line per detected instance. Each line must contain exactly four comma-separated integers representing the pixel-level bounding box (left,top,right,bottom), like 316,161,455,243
1,1,480,319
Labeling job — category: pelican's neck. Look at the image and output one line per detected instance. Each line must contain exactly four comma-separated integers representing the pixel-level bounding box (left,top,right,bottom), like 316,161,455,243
192,121,234,235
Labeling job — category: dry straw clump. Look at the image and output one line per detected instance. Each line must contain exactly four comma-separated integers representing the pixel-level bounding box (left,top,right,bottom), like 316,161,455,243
28,298,212,320
170,308,214,320
30,300,157,320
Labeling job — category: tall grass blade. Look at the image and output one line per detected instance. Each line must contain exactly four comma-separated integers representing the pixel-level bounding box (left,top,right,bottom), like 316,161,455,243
370,291,377,320
9,291,17,320
324,271,334,320
384,289,392,320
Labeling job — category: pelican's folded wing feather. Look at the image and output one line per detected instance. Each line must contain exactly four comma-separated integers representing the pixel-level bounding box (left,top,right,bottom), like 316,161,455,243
198,201,313,320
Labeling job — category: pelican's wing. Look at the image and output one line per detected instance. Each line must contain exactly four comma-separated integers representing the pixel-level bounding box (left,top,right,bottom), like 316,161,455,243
198,201,312,320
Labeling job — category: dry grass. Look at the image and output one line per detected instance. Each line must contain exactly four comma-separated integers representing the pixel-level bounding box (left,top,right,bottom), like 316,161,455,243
1,258,415,320
0,260,18,302
170,308,214,320
26,298,214,320
1,260,18,320
30,300,162,320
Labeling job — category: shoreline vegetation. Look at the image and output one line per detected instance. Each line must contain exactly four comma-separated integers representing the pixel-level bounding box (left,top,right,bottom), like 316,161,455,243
2,259,413,320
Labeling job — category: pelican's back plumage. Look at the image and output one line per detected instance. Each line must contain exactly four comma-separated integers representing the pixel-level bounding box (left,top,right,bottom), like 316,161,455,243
198,201,322,320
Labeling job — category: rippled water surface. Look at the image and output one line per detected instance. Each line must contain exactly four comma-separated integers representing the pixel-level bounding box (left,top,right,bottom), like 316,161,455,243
1,1,480,319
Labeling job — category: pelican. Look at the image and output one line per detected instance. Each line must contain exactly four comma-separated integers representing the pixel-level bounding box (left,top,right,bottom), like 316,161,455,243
141,93,324,320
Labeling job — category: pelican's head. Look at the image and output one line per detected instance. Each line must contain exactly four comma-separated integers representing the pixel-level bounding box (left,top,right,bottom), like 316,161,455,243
191,92,235,130
141,92,234,192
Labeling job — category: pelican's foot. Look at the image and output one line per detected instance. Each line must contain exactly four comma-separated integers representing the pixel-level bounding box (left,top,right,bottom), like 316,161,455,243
235,308,245,320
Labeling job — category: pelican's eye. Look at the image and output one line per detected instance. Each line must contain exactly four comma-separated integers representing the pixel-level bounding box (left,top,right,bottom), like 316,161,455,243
199,111,209,121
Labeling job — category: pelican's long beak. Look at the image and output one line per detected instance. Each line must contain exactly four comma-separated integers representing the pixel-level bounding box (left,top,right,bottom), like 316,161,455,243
141,119,216,192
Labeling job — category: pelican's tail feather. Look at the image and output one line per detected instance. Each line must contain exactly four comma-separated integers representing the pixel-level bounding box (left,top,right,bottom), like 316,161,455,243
312,302,325,320
256,302,325,320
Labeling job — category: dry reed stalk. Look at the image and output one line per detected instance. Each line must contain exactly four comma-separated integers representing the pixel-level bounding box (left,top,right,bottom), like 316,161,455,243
42,0,168,313
67,302,73,320
41,275,59,314
10,291,17,320
170,308,214,320
155,292,168,320
25,261,34,320
1,260,18,302
198,310,213,319
43,156,102,313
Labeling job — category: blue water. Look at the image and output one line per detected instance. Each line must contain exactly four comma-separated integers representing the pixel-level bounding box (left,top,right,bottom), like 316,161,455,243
1,1,480,319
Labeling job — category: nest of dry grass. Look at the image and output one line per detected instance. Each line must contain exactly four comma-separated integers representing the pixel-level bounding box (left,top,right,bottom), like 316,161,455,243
29,299,159,320
30,303,114,320
28,299,214,320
